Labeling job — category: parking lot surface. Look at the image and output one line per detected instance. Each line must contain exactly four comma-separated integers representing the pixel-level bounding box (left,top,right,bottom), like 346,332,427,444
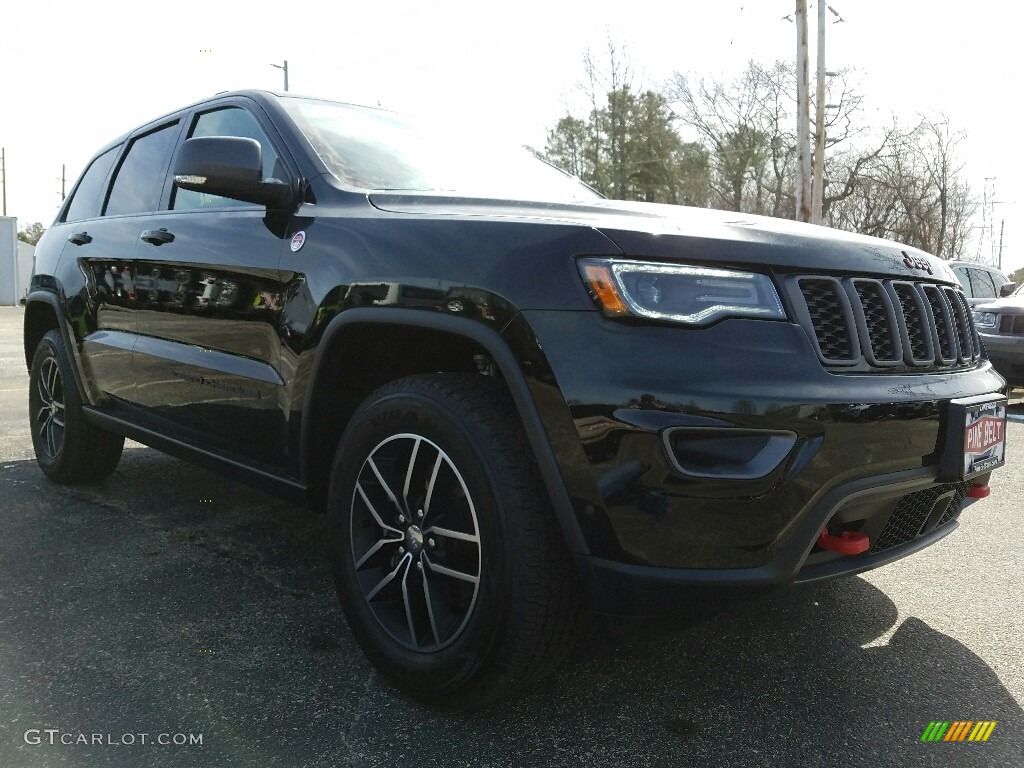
1,306,1022,767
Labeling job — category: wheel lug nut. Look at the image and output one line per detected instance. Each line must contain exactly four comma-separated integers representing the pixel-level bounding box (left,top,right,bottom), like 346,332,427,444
398,514,406,524
428,538,436,548
416,509,424,519
398,546,405,554
416,561,423,570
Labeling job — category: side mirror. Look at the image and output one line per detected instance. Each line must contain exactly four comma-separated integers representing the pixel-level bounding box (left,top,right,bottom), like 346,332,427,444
1000,282,1016,297
173,136,292,208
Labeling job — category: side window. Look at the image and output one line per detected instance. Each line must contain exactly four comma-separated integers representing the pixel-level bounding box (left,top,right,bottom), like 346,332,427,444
172,107,283,211
64,147,120,223
969,269,996,299
953,267,972,296
105,123,180,216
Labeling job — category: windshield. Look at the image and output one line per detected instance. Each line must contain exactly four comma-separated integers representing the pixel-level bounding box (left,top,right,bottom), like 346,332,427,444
279,97,599,202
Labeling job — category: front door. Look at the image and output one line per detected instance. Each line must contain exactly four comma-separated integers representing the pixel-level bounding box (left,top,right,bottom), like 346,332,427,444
125,104,293,469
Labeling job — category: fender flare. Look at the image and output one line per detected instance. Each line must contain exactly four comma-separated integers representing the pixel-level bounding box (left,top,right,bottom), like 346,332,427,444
23,289,95,407
300,307,590,556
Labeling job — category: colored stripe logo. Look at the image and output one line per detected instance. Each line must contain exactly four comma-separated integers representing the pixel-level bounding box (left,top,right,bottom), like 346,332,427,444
920,721,997,742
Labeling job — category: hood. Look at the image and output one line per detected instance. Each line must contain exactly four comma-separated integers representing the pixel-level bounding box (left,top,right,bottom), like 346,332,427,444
975,294,1024,313
368,194,957,283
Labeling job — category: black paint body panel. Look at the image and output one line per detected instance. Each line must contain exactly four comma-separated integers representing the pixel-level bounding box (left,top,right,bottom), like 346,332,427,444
24,90,1006,615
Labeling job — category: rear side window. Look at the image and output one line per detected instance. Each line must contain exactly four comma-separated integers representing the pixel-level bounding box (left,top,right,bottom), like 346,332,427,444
105,122,180,216
64,148,119,222
969,269,996,299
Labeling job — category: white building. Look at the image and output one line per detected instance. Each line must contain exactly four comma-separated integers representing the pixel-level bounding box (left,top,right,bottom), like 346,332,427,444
0,217,36,305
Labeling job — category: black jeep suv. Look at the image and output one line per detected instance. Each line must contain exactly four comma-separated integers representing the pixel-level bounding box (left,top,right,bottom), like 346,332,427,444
25,90,1007,706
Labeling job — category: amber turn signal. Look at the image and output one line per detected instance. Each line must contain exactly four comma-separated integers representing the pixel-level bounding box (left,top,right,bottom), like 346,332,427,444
581,263,629,315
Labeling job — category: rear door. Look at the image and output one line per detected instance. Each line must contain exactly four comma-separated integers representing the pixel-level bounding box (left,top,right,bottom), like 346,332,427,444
125,101,293,468
59,120,183,403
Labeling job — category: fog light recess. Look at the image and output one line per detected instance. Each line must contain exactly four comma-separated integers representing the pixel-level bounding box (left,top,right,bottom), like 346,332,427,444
662,427,798,480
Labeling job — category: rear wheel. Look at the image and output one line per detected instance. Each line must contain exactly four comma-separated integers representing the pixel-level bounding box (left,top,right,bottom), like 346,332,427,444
28,329,124,484
326,373,581,707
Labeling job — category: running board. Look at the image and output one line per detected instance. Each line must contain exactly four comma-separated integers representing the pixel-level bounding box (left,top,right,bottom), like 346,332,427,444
82,406,310,507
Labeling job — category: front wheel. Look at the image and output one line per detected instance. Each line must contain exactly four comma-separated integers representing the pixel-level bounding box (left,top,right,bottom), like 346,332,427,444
326,374,581,708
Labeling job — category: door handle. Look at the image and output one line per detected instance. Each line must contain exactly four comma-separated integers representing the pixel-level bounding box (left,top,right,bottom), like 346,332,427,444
67,231,92,246
140,228,175,246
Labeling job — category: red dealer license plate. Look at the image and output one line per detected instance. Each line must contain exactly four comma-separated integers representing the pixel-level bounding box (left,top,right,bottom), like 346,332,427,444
963,400,1007,477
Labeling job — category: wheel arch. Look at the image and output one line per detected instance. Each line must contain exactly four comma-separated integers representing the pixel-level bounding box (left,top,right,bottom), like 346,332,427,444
23,290,93,406
299,308,589,556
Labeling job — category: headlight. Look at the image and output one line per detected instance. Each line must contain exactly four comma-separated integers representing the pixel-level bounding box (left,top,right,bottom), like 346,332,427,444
972,311,997,328
578,259,786,325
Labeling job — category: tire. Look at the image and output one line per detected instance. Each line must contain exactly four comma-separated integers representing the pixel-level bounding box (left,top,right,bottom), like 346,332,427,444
326,373,582,708
28,329,124,484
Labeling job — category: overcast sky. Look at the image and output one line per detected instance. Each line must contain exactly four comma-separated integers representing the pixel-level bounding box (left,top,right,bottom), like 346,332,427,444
2,1,1021,271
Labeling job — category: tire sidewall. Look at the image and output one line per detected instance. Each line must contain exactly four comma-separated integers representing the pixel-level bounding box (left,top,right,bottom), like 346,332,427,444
28,331,76,475
327,386,513,696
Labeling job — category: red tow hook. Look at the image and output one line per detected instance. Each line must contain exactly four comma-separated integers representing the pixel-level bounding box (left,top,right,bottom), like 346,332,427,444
817,529,870,556
967,483,990,499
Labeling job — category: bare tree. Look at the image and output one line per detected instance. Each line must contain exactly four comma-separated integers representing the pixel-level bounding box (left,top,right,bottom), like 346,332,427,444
544,51,977,257
827,117,976,258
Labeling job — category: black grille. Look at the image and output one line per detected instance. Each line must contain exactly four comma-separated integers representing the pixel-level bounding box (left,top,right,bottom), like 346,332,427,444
871,482,970,553
855,281,898,361
999,315,1024,335
945,288,975,358
922,286,955,360
893,284,930,360
794,277,979,372
936,483,971,528
799,279,854,359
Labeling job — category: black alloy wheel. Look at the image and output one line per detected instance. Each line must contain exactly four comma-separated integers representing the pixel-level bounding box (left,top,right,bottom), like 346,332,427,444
29,329,124,484
350,432,482,652
327,373,582,708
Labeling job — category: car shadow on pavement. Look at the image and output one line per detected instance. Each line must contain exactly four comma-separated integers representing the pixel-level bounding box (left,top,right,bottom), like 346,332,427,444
356,577,1024,768
1,450,1022,768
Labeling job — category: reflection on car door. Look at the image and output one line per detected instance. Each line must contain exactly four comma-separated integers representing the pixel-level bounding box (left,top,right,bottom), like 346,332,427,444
60,123,182,403
126,104,292,469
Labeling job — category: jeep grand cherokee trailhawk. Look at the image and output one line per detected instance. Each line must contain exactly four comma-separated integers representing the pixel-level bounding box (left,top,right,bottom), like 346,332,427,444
24,90,1007,707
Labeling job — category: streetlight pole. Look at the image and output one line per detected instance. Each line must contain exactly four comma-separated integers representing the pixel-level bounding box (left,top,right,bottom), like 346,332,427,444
795,0,812,223
271,60,289,92
811,0,827,225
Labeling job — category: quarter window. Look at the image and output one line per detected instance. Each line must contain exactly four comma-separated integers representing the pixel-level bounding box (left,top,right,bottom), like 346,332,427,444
64,147,119,222
105,123,180,216
172,107,283,210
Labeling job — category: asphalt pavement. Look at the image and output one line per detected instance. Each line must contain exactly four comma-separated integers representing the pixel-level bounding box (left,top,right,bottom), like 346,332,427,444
1,306,1022,767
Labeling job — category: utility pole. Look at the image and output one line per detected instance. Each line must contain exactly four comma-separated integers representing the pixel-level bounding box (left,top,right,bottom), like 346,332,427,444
271,60,289,92
795,0,812,223
811,0,827,224
998,219,1005,271
1,147,6,216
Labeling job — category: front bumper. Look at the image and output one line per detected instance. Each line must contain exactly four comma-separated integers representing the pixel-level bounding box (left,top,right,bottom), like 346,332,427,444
516,310,1004,579
577,466,988,617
